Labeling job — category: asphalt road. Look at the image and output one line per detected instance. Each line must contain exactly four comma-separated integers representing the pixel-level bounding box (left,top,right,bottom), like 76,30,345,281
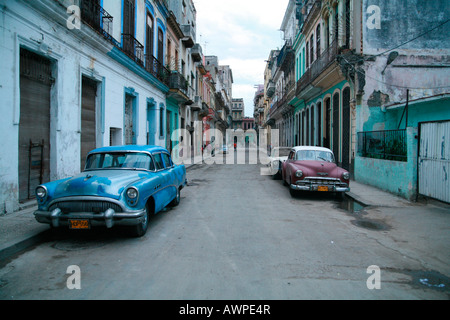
0,154,449,300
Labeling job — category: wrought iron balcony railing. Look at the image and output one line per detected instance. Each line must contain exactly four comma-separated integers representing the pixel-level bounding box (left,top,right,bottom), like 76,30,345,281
169,71,188,93
296,40,338,95
122,34,144,65
145,55,170,86
80,0,120,47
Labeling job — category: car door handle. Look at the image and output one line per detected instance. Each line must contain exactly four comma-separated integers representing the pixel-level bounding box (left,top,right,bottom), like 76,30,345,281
154,184,161,190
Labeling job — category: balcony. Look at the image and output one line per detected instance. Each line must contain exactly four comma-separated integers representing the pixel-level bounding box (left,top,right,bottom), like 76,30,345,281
122,34,145,66
266,80,275,98
80,0,120,47
167,71,190,104
191,43,203,62
191,95,203,111
145,55,170,86
199,102,209,117
277,42,294,73
181,24,196,48
296,40,338,97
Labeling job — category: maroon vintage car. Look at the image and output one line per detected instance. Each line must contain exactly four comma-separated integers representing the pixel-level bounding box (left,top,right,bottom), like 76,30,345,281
282,146,350,197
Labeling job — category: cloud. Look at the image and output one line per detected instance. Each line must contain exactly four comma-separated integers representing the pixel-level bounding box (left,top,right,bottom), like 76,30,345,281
194,0,289,116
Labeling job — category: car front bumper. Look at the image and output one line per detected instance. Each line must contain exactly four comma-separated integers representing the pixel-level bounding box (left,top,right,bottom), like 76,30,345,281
34,207,146,229
290,184,350,192
290,177,350,193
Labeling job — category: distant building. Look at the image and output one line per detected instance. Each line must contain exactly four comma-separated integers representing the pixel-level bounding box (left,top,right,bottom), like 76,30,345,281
231,98,244,130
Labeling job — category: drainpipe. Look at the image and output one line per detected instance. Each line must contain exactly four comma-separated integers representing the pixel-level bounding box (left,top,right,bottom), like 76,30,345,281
398,89,409,129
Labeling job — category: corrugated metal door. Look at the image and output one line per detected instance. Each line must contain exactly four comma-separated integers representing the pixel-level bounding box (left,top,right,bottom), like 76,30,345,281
81,77,97,171
19,49,52,201
418,121,450,203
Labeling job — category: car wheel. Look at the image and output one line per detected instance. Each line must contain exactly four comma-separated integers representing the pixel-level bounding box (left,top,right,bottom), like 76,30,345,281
169,188,181,207
130,205,150,238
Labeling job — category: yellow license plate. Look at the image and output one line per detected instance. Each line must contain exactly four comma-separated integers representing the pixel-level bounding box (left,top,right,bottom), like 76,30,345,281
69,219,90,230
318,186,329,192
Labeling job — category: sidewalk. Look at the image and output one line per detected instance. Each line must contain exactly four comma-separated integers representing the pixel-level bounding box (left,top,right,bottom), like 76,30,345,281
0,169,441,261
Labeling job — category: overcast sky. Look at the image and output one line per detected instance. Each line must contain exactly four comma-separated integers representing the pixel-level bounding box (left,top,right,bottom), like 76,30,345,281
193,0,290,117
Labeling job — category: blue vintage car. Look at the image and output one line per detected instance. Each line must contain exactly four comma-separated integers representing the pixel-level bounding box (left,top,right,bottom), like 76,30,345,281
34,145,187,237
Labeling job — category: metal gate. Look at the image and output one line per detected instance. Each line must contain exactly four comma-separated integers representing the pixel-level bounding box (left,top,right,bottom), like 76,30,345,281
418,121,450,203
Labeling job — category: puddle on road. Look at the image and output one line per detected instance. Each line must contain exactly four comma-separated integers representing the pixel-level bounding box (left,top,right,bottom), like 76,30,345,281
409,270,450,292
337,196,366,213
337,196,391,231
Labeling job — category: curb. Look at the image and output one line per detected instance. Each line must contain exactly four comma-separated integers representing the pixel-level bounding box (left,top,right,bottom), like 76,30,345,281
345,191,371,208
0,226,50,262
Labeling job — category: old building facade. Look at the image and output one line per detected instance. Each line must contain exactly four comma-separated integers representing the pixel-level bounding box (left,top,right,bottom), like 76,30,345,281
265,0,449,201
0,0,232,213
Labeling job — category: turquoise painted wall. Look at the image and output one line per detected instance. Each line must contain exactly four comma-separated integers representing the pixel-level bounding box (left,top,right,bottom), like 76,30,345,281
355,97,449,200
355,127,418,200
358,97,450,132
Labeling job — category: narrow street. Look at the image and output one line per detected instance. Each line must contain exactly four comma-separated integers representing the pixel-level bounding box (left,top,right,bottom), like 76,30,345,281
0,151,449,300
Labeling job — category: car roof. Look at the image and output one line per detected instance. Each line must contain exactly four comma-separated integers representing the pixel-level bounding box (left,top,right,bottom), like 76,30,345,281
291,146,333,153
88,145,169,155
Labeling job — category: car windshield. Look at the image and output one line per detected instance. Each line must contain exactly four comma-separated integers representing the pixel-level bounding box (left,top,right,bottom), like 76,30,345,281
295,150,335,162
85,152,155,171
272,148,291,157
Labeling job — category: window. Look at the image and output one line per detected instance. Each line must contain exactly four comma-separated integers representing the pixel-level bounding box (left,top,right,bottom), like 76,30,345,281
153,153,165,170
310,34,314,64
306,42,309,69
162,153,173,168
158,28,164,63
316,24,321,58
334,6,339,42
85,152,154,170
296,150,335,162
146,13,154,59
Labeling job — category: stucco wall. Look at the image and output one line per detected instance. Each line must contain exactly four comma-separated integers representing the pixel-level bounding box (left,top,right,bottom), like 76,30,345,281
355,127,418,200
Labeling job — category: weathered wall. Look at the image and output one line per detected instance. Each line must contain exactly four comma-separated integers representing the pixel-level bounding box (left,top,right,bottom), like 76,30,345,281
363,0,450,54
355,127,418,200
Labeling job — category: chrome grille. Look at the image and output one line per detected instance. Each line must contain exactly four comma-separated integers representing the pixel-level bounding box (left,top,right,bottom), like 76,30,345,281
49,201,123,214
300,177,348,187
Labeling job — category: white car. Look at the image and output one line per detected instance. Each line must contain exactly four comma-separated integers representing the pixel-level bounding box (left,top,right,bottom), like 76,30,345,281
267,147,291,177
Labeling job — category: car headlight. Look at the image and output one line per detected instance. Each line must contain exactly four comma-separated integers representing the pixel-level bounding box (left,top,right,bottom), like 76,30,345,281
36,186,47,199
342,172,350,180
126,188,138,199
295,170,303,178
